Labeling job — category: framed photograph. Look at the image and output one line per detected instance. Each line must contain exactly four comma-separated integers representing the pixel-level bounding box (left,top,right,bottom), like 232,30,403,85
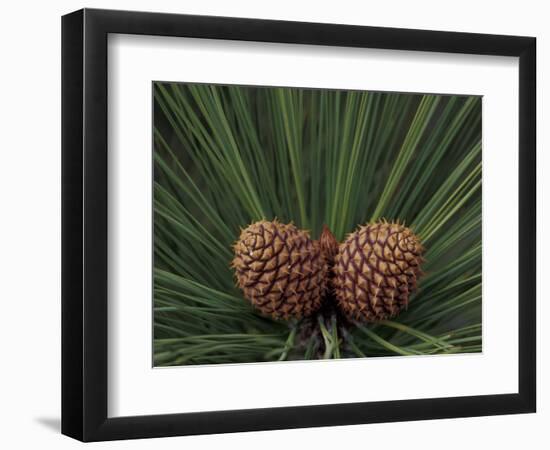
61,8,536,441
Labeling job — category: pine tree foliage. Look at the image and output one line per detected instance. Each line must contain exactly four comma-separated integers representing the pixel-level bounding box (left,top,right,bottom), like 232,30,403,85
153,83,482,365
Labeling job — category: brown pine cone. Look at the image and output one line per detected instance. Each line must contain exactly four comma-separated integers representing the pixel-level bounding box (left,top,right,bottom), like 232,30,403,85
333,221,424,322
231,220,327,320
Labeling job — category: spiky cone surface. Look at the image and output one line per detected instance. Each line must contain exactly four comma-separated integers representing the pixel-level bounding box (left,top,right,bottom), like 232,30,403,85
333,221,425,322
231,220,327,320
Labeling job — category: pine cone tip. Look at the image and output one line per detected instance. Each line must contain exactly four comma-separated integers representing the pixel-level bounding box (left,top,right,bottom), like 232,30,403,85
319,224,339,263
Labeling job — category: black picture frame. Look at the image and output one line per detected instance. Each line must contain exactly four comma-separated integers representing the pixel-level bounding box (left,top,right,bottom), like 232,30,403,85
61,8,536,442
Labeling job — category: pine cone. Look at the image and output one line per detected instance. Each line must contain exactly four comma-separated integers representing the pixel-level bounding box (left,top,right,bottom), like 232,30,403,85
333,221,424,322
232,220,327,320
